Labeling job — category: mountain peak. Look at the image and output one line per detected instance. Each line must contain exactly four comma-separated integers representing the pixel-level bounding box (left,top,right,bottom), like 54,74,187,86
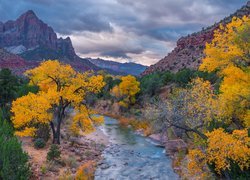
25,10,36,15
19,10,38,20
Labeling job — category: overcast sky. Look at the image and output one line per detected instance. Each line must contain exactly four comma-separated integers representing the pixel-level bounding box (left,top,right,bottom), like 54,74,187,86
0,0,247,65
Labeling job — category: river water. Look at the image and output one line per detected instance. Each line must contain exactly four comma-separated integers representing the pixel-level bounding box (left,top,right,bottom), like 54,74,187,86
95,116,179,180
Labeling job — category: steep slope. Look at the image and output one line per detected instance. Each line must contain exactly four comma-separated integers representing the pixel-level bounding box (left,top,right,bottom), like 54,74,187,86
0,48,37,74
0,10,99,72
89,58,147,76
142,2,250,76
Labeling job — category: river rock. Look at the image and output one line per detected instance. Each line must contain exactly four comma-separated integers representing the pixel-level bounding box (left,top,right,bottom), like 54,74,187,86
100,164,110,170
149,133,167,145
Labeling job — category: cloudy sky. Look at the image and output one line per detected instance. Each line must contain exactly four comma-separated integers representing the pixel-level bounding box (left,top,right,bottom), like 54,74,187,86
0,0,247,65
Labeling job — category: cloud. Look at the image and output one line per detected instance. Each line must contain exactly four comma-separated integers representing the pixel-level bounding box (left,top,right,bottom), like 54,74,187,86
0,0,247,65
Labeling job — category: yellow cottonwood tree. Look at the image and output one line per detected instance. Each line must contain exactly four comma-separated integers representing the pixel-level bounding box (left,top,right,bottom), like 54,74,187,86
199,16,250,128
188,128,250,175
11,60,105,144
188,16,250,177
111,75,140,107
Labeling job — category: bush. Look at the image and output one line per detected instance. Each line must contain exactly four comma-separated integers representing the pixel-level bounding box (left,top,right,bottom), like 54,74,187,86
162,71,174,84
174,69,196,86
0,117,30,180
140,72,164,96
47,144,61,161
65,156,77,168
34,138,46,149
40,164,47,174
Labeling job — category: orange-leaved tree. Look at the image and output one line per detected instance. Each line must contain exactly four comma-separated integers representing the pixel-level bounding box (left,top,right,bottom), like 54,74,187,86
11,60,105,144
188,16,250,177
111,75,140,108
188,128,250,176
199,16,250,128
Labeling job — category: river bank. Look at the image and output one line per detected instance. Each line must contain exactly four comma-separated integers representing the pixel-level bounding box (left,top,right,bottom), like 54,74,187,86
21,119,109,179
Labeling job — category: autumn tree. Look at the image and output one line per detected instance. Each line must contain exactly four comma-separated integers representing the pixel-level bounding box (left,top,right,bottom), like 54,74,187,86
11,60,105,144
200,16,250,128
187,16,250,178
111,75,140,107
188,128,250,178
146,78,217,140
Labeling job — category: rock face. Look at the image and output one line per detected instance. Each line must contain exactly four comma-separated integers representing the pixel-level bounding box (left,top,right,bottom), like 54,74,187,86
0,10,57,51
0,10,77,60
0,10,99,72
142,2,250,75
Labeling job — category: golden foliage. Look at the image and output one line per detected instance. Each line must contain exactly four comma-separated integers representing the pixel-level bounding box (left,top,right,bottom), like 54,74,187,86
206,128,250,173
187,149,208,178
11,92,52,136
11,60,105,137
91,116,104,125
199,16,250,128
188,16,250,177
200,16,250,72
119,117,151,135
111,75,140,107
75,161,96,180
188,128,250,175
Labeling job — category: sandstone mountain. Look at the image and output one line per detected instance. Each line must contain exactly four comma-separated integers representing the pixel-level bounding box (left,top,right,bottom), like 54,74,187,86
142,2,250,76
0,10,100,72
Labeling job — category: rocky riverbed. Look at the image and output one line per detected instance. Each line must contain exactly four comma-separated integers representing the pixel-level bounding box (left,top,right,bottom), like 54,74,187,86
95,116,178,180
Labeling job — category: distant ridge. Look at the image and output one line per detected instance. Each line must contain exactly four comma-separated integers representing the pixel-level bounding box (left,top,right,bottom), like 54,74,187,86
89,58,147,76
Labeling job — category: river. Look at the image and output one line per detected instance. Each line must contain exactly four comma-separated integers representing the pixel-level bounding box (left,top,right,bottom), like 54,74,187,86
95,116,179,180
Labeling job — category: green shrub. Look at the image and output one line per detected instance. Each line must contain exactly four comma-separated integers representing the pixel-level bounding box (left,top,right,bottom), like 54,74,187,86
0,69,19,107
40,164,47,174
174,69,196,86
47,144,61,161
0,115,30,180
161,71,174,84
140,72,164,96
34,138,46,149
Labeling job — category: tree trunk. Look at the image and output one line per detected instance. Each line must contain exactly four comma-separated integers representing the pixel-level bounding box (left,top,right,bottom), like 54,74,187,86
51,97,70,144
54,109,63,144
55,116,62,144
50,122,56,143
